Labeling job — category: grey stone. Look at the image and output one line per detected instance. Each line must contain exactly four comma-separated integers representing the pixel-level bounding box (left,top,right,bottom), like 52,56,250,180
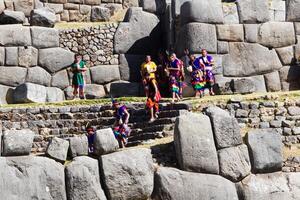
0,66,27,87
232,78,256,94
246,129,283,173
0,85,14,104
85,84,106,99
213,75,234,95
176,23,217,56
46,87,65,102
51,70,69,89
276,46,294,65
237,0,270,23
30,8,56,27
46,137,69,162
244,24,258,43
45,3,64,14
31,26,59,48
108,80,142,97
93,128,118,156
258,22,296,48
295,22,300,35
222,2,239,24
180,0,223,25
250,75,267,93
153,167,239,200
0,0,4,13
114,7,160,54
18,46,38,67
66,156,107,200
223,42,282,77
68,135,88,158
13,0,34,16
270,120,282,128
279,66,300,91
288,106,300,116
91,6,110,22
122,0,139,8
0,24,31,46
100,148,154,200
90,65,120,84
216,24,244,42
5,47,18,66
283,127,292,136
174,112,219,174
140,0,166,14
259,122,270,129
0,10,25,24
218,144,251,182
217,41,229,54
27,66,51,86
206,106,242,149
264,71,282,92
2,129,34,156
235,109,249,118
286,0,300,21
39,47,74,73
0,47,4,65
0,156,66,200
119,54,144,82
13,83,47,103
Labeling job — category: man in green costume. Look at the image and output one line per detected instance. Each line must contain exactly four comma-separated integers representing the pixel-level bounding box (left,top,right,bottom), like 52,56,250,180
71,54,87,99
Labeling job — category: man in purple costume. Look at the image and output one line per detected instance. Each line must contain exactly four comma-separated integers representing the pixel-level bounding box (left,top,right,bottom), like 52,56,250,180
199,49,215,96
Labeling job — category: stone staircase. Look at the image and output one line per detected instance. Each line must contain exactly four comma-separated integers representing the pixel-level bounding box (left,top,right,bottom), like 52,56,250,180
0,102,191,152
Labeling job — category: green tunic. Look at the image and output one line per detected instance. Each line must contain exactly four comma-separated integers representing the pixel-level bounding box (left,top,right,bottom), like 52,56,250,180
71,60,85,86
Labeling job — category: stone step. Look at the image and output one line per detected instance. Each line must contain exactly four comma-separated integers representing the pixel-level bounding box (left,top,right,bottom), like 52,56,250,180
130,124,174,136
131,118,176,129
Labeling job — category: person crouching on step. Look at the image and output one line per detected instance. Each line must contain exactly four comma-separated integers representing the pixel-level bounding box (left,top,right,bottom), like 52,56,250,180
113,124,131,148
112,99,130,126
145,72,161,122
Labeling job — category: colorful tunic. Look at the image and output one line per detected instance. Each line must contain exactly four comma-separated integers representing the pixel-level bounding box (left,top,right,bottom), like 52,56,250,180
200,55,215,87
146,79,160,112
116,105,128,122
190,58,206,91
168,58,184,92
141,61,157,79
71,60,86,87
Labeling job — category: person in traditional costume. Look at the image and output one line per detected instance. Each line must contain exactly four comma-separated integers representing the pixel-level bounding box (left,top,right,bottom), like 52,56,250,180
188,54,206,98
156,51,169,96
145,73,161,122
140,55,157,97
113,124,131,148
86,126,96,153
199,49,215,96
112,99,130,126
71,54,87,99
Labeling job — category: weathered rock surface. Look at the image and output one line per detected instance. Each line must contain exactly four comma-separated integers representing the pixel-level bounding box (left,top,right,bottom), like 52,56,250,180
90,65,120,84
140,0,166,14
18,46,38,67
217,24,244,42
30,7,56,27
93,128,118,156
46,87,65,102
13,83,47,103
108,80,141,97
279,65,300,91
5,46,18,65
276,46,294,65
0,25,31,46
264,71,282,92
174,112,219,174
66,156,107,200
119,54,144,82
237,0,270,23
68,135,88,158
31,26,59,48
180,0,223,25
0,85,13,104
205,106,242,149
0,156,66,200
222,2,239,24
114,7,160,54
176,22,217,56
51,70,69,89
223,42,282,77
13,0,34,16
0,66,27,87
46,137,69,162
0,10,25,24
91,6,110,22
244,24,258,43
39,47,74,73
153,167,239,200
218,144,251,182
2,129,35,156
232,78,256,94
27,66,51,86
0,47,4,65
247,129,283,173
257,22,296,48
100,148,154,200
85,84,106,99
286,0,300,21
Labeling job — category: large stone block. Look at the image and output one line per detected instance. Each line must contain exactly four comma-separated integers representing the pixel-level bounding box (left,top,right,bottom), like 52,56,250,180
13,83,47,103
0,10,25,24
237,0,270,23
108,80,142,97
39,47,74,73
0,85,14,104
264,71,281,92
153,167,239,200
66,156,107,200
90,65,120,84
85,84,106,99
0,25,31,46
244,24,258,43
218,144,251,182
46,87,65,102
140,0,166,14
114,7,161,55
174,112,219,174
279,65,300,91
51,70,69,89
0,66,27,87
119,54,144,82
2,129,35,156
205,106,242,149
180,0,223,25
5,47,18,66
216,24,244,42
0,0,4,13
93,128,118,156
18,46,38,67
223,42,282,77
13,0,34,16
68,135,88,158
223,2,239,24
232,78,256,94
46,137,69,162
0,156,66,200
27,66,51,86
276,46,294,65
91,6,111,22
257,22,296,48
286,0,300,21
30,7,56,27
31,26,59,48
247,129,283,173
176,23,217,56
100,148,154,200
0,47,4,65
